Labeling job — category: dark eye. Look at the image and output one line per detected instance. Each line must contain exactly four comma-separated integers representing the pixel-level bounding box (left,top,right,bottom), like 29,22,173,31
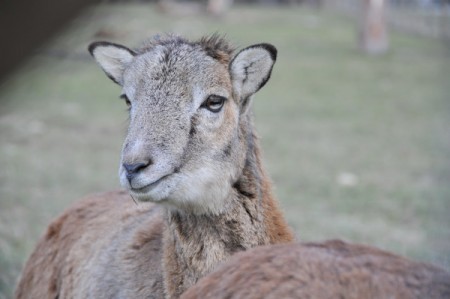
120,94,131,109
201,95,226,113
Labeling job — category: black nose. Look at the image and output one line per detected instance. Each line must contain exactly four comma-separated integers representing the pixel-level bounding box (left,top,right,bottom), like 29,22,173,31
123,161,151,182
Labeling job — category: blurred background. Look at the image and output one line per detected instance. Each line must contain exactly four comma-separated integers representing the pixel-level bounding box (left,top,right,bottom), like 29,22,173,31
1,0,449,297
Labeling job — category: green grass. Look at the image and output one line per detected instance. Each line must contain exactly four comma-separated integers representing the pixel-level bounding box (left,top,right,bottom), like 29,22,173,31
1,4,449,298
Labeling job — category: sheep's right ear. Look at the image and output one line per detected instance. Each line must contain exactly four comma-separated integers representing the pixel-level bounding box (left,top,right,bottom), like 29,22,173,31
88,42,136,85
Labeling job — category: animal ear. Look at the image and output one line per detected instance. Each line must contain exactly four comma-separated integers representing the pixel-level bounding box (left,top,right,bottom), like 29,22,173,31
88,41,136,85
230,43,277,108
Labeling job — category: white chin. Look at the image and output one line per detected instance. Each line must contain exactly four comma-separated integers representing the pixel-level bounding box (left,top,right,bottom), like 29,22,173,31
122,167,233,215
127,176,176,203
166,170,233,215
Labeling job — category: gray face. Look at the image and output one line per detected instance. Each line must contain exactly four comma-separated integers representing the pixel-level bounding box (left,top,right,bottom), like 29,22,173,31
120,43,242,213
89,36,277,215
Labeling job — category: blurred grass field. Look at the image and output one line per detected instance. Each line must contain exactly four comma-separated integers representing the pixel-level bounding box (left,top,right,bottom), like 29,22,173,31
1,4,449,298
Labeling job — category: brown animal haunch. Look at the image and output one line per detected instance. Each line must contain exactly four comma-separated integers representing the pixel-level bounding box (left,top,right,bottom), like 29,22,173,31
182,240,450,299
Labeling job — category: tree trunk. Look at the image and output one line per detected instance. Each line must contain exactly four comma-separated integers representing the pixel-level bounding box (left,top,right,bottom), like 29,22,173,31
359,0,389,54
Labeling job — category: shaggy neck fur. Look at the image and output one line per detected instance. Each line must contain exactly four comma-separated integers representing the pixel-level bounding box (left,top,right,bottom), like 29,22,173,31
162,113,294,299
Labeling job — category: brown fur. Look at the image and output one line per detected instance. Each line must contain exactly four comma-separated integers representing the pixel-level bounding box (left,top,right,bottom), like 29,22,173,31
162,151,294,298
159,111,293,298
15,191,166,299
15,132,293,299
181,240,450,299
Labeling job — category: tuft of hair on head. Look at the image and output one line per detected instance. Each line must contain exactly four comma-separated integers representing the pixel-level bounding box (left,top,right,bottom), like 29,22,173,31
198,34,235,65
134,33,234,65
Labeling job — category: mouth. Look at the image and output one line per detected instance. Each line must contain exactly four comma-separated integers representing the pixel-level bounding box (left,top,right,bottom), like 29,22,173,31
130,173,172,194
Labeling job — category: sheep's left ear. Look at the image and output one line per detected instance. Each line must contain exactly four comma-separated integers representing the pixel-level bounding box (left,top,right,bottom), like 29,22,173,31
230,43,277,110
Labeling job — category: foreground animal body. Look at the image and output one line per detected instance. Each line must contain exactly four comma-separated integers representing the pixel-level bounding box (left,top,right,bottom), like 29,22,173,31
182,240,450,299
15,35,294,299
